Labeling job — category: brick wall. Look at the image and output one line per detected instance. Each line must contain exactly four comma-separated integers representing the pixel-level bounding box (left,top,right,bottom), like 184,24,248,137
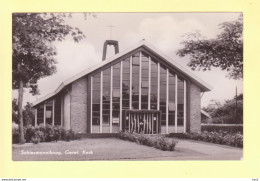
189,82,201,133
71,76,88,133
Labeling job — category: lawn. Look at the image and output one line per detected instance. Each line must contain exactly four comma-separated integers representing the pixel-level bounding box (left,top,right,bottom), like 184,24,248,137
12,138,187,161
12,137,242,161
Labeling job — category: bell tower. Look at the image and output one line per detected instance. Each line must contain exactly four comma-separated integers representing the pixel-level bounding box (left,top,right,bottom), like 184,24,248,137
102,40,119,61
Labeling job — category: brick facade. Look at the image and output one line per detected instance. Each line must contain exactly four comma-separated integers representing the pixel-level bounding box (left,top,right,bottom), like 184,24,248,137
70,76,88,133
189,82,201,133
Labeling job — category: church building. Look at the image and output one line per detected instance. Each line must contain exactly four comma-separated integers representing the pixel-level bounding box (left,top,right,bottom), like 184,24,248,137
32,40,212,134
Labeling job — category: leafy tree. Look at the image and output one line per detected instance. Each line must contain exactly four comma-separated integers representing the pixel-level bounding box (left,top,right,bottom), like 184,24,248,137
203,93,243,124
23,102,35,126
177,14,243,79
12,99,35,126
12,13,86,143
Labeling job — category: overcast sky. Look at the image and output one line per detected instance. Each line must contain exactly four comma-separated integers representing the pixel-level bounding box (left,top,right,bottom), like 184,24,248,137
13,12,243,107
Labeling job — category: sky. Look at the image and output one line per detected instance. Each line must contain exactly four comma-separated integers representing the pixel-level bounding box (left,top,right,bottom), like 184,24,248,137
13,12,243,107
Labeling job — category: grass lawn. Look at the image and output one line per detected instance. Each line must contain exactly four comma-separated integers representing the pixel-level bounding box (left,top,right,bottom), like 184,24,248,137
12,137,242,161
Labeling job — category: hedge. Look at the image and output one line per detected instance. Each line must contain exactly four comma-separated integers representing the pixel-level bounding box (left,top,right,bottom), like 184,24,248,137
12,124,78,144
201,124,243,134
118,131,178,151
170,131,243,148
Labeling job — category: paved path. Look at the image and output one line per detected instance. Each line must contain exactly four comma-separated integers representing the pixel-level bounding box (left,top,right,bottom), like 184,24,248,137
140,139,243,160
13,138,242,161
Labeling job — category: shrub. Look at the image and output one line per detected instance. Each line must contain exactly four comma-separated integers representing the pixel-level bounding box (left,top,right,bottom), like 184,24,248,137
169,131,243,148
118,131,177,151
12,123,19,144
61,128,76,141
24,125,36,142
13,124,77,144
201,124,243,134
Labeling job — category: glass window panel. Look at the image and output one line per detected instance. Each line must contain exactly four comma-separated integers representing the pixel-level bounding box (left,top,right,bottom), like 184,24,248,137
151,65,157,72
141,104,148,109
103,109,110,115
113,80,120,88
92,104,100,111
103,104,110,109
93,72,100,79
151,85,157,93
113,97,120,102
112,103,120,110
93,112,100,117
151,104,157,110
169,114,175,125
132,94,139,101
132,53,140,65
93,82,100,90
132,102,139,109
142,80,149,88
123,73,130,80
178,118,184,126
177,77,184,127
151,94,157,103
114,62,120,68
142,70,149,77
122,100,129,108
93,93,100,103
132,76,139,84
142,51,149,62
160,67,166,126
103,115,110,124
161,115,166,125
112,110,120,117
92,118,100,125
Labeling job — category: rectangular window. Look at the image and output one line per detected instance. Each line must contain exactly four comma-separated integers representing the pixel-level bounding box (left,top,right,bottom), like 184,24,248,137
92,72,101,126
102,68,111,132
168,71,175,126
160,65,167,125
132,53,140,109
150,59,158,110
122,58,130,109
141,52,149,110
112,62,121,132
177,77,184,126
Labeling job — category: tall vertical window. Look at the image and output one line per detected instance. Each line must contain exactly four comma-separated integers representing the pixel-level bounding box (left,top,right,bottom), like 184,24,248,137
168,71,176,125
150,58,158,110
112,62,121,131
92,72,101,126
37,104,44,125
102,68,111,131
141,52,149,109
177,77,184,126
160,65,167,126
54,96,61,125
45,100,53,125
132,53,140,109
122,58,130,109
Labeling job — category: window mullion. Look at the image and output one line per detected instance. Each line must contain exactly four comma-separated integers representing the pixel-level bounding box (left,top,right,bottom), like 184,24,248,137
100,71,103,133
139,52,142,110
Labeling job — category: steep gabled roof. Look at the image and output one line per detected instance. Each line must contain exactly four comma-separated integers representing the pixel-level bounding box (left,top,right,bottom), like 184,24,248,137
32,40,212,107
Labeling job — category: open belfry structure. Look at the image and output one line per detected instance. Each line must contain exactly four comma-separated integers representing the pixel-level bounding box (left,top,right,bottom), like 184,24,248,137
32,40,212,134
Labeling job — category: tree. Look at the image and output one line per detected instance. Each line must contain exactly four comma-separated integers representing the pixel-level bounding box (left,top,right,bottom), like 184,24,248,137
12,13,86,143
23,102,35,126
12,99,35,126
203,94,243,124
12,98,19,124
177,14,243,79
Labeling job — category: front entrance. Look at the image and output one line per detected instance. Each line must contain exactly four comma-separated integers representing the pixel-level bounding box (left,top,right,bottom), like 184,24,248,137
122,110,161,134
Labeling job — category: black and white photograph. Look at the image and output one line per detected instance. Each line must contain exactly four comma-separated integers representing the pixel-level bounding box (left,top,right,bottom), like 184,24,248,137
12,12,243,161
